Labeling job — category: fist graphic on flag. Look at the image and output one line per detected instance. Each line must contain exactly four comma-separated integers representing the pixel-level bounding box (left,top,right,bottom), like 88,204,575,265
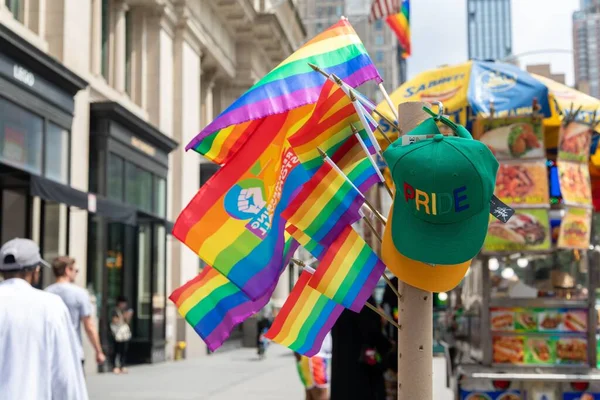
223,178,268,220
238,187,266,215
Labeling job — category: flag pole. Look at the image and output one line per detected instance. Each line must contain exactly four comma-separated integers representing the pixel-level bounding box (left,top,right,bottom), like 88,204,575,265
307,62,400,133
317,147,388,226
350,124,394,198
378,82,399,121
396,102,433,400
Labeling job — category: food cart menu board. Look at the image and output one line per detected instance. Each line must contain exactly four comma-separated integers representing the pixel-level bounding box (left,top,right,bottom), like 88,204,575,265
494,161,550,207
490,308,587,333
483,209,551,253
558,162,592,207
563,394,600,400
476,116,545,161
558,121,593,163
558,207,592,250
493,336,588,366
460,390,522,400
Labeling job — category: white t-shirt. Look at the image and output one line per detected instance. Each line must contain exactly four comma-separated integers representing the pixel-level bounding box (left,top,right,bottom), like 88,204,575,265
0,278,88,400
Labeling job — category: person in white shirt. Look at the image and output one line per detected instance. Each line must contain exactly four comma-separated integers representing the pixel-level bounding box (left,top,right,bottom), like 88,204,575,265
0,238,88,400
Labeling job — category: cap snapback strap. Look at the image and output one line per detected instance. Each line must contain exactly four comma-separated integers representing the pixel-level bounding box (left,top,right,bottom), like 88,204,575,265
422,106,473,139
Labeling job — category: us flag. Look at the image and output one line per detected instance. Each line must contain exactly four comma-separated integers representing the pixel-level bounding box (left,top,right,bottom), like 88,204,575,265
369,0,401,22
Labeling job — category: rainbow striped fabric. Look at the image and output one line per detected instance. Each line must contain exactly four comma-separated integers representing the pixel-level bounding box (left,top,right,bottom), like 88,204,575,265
286,225,326,260
169,266,272,352
289,80,375,173
265,269,343,357
173,106,314,300
309,225,386,312
386,0,411,58
297,356,329,389
283,136,378,247
187,19,382,164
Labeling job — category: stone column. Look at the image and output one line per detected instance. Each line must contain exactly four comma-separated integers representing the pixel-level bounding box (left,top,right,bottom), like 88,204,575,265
90,0,102,75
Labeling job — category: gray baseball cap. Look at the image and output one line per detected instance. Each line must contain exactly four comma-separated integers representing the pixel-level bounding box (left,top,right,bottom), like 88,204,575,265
0,238,50,271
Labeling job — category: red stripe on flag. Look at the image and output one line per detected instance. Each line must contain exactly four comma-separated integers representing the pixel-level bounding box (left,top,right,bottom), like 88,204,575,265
264,271,311,340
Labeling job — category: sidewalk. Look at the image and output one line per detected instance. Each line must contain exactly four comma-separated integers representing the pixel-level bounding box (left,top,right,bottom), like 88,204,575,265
87,345,304,400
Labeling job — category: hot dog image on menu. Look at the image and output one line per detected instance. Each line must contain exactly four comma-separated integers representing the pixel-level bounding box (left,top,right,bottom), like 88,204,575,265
493,336,524,364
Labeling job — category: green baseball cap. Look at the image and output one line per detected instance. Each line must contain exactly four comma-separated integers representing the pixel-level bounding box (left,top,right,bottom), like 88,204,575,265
383,117,499,265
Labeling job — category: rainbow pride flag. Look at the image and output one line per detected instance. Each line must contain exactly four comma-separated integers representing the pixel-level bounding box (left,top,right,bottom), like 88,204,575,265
309,225,385,312
283,136,378,248
169,238,297,352
173,106,314,300
289,80,375,173
286,225,326,260
169,266,269,351
187,19,382,164
265,268,343,357
386,0,411,57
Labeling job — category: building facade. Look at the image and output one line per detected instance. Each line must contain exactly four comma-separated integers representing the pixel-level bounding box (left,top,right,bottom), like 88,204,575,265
0,0,305,372
296,0,404,103
573,7,600,98
467,0,512,61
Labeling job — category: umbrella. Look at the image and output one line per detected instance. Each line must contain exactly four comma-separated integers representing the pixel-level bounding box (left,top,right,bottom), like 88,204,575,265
373,60,600,145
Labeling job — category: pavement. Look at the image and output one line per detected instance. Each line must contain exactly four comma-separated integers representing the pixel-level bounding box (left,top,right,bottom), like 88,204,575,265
87,344,304,400
87,345,454,400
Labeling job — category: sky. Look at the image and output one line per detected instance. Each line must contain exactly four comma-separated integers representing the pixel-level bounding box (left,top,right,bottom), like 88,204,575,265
407,0,580,86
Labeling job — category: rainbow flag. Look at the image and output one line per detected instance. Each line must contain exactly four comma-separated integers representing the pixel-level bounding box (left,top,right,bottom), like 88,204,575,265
386,0,411,58
309,225,385,312
283,136,378,247
169,237,297,351
289,80,376,173
265,268,343,357
187,19,382,164
286,225,326,260
169,266,269,351
173,106,314,300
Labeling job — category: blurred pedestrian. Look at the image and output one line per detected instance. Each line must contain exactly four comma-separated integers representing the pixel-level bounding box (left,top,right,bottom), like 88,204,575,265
46,256,106,371
110,295,133,374
0,238,88,400
295,332,332,400
330,295,390,400
256,298,275,357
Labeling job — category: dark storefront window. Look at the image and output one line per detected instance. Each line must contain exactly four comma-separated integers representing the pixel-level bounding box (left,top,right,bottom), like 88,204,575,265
152,224,166,341
5,0,23,22
154,177,166,218
101,0,110,80
136,223,152,340
45,123,70,184
0,97,43,175
107,153,124,201
125,163,152,214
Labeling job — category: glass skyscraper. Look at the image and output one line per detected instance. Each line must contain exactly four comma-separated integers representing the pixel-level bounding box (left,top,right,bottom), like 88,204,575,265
467,0,513,60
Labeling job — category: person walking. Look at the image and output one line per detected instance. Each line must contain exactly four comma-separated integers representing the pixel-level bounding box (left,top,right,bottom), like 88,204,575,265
256,298,275,357
0,238,88,400
110,295,133,374
46,256,106,371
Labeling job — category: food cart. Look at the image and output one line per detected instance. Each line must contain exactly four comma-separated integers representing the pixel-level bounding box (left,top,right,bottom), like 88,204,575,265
445,113,600,400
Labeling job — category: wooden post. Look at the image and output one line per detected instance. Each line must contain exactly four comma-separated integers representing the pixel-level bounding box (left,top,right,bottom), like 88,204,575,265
397,102,433,400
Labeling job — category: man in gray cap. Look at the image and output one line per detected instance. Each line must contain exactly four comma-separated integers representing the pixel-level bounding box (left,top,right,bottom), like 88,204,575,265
0,238,88,400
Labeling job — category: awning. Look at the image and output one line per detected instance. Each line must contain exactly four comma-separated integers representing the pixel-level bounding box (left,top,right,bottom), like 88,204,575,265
30,175,137,226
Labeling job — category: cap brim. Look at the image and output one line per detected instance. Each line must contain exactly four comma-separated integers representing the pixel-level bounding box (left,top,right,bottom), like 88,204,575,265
382,204,471,292
391,197,489,265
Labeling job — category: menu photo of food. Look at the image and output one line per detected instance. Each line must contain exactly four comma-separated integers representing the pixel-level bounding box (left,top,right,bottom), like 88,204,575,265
558,121,593,163
558,207,592,250
559,162,592,207
525,337,556,365
557,338,588,364
494,161,550,207
484,209,551,253
564,311,588,332
491,309,515,331
515,311,538,331
493,336,525,364
539,311,564,331
479,117,544,161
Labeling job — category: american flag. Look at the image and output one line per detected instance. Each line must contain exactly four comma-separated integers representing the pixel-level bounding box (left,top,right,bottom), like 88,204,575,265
369,0,401,22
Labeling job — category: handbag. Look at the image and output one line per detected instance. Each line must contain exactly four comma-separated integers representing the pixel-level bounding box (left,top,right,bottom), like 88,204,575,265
110,309,132,342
